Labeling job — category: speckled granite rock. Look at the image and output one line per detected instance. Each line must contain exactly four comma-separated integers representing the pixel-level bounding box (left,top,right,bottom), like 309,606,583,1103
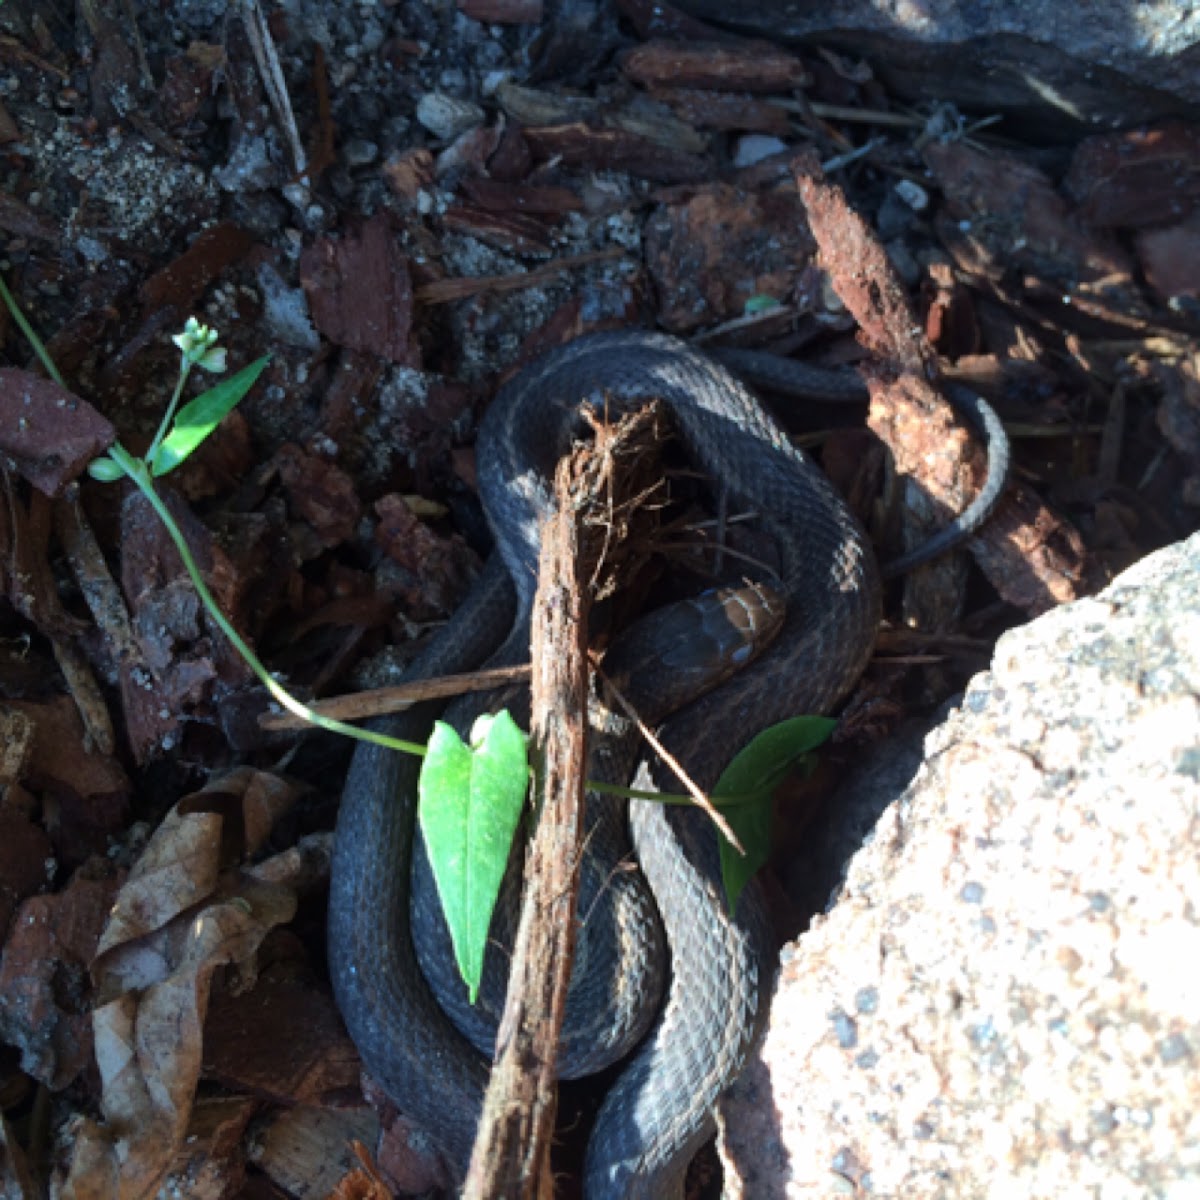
675,1,1200,131
721,533,1200,1198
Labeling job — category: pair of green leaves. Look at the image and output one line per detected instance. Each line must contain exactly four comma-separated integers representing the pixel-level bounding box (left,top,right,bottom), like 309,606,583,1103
417,710,836,1002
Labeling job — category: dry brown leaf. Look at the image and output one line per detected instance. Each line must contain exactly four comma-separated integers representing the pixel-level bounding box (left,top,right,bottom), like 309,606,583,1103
94,807,223,964
178,766,303,860
63,879,295,1200
61,792,300,1200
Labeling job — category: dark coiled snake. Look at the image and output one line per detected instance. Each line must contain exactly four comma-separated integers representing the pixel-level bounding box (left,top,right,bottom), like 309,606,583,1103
327,329,1006,1196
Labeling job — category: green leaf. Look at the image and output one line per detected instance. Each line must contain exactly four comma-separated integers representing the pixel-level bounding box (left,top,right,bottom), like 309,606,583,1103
87,456,126,482
713,715,836,912
148,355,270,476
417,711,529,1002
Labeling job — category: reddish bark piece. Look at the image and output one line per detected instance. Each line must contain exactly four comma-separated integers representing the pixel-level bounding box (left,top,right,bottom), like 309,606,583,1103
621,38,810,92
441,203,555,254
274,443,363,549
328,1164,392,1200
120,487,243,653
923,141,1136,301
512,287,640,367
0,871,119,1089
523,123,708,184
459,177,583,215
411,380,475,436
3,486,88,641
6,695,131,865
299,213,420,366
316,351,384,449
487,121,534,181
50,780,132,869
12,696,128,867
0,370,115,496
374,493,480,618
138,221,255,316
203,961,362,1105
650,86,791,134
0,192,60,242
458,0,542,23
922,259,982,359
87,12,139,127
793,164,932,376
289,585,394,642
157,49,222,132
645,181,816,332
967,484,1090,615
793,153,1089,615
1064,121,1200,230
119,487,251,762
11,698,106,802
308,43,337,184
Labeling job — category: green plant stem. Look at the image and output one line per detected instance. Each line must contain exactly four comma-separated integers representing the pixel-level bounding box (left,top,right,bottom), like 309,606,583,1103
0,276,64,386
144,361,190,469
106,442,427,757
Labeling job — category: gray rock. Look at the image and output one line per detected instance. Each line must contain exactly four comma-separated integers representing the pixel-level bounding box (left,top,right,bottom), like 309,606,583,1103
674,1,1200,131
415,91,486,141
722,532,1200,1198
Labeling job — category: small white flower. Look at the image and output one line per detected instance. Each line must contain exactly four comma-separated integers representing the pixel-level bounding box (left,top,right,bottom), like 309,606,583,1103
196,346,227,373
173,318,222,366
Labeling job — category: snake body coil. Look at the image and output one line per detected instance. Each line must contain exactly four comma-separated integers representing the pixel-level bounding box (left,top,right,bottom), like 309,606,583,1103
328,331,882,1196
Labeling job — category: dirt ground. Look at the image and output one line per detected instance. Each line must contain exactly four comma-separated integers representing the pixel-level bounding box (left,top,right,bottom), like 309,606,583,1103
0,1,1198,1197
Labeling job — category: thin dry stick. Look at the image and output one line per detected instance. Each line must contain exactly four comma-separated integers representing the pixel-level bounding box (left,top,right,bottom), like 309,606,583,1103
257,663,532,731
241,0,307,176
593,661,745,855
415,247,626,304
